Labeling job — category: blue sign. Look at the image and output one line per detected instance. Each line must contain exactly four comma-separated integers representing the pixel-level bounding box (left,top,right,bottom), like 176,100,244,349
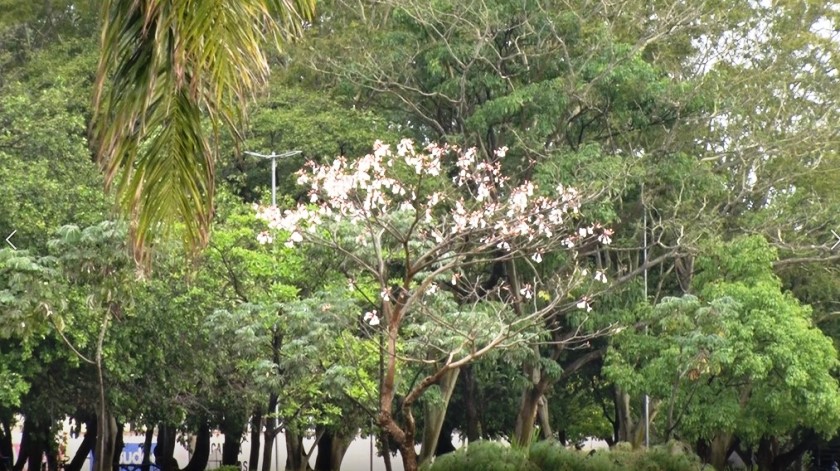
120,443,156,465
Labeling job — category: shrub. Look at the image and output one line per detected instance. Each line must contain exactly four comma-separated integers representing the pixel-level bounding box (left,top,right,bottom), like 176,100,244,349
427,441,538,471
529,441,588,471
428,440,705,470
634,443,705,471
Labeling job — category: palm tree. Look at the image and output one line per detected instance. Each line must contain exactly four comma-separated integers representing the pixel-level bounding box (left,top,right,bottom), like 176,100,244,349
90,3,313,468
92,0,315,263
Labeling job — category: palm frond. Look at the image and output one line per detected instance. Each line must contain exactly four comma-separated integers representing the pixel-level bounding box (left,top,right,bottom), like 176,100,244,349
92,0,315,262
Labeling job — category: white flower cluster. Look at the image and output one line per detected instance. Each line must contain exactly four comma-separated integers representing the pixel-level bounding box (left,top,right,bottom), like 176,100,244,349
255,140,613,288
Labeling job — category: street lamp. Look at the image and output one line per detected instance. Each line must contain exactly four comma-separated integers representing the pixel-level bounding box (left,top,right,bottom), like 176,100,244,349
244,150,302,207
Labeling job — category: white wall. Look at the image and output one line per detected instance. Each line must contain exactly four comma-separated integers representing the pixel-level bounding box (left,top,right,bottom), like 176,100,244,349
12,428,408,471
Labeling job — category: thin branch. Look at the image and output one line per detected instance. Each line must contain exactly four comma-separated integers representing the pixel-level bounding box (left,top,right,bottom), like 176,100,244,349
48,310,95,365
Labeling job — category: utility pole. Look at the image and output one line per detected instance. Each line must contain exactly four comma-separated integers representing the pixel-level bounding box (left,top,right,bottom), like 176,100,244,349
643,181,650,449
242,149,298,471
244,150,302,207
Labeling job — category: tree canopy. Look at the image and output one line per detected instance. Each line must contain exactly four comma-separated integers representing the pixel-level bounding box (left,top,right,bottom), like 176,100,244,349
1,1,839,471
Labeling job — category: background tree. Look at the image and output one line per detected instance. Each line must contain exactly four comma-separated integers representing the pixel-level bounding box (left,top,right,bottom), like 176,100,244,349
606,237,840,470
1,1,839,470
44,222,137,471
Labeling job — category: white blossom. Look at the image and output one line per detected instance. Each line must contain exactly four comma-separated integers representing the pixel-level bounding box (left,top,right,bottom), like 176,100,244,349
257,231,273,245
373,140,390,158
253,140,609,301
476,183,491,201
598,228,614,245
397,138,414,157
399,201,414,212
594,271,608,283
364,310,381,326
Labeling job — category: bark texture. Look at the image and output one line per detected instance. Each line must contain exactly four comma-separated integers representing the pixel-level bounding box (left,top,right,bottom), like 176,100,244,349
418,368,460,467
283,430,310,471
248,411,262,471
181,424,210,471
220,417,245,466
260,393,279,471
314,429,350,471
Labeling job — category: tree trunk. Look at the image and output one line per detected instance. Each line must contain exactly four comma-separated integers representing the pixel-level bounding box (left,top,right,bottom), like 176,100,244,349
614,388,633,443
513,385,543,447
154,424,178,471
22,418,45,471
222,436,241,467
632,423,647,449
111,423,124,471
140,427,153,471
537,395,553,440
612,387,656,449
20,417,60,471
94,413,117,471
13,417,31,471
260,394,279,471
25,434,43,471
284,430,309,471
379,310,415,471
768,431,817,471
617,389,656,449
94,314,115,471
698,434,732,471
380,433,392,471
558,429,568,447
0,415,13,469
66,417,96,471
379,301,453,471
43,419,58,471
314,428,350,471
756,437,775,471
753,435,814,471
710,435,731,471
607,392,619,445
418,368,459,467
46,448,57,471
434,424,455,457
313,429,332,471
461,366,481,442
181,424,210,471
248,412,262,471
396,444,418,471
220,416,245,466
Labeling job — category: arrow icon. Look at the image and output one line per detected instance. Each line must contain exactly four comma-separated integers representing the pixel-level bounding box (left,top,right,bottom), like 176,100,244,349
832,230,840,251
5,230,15,250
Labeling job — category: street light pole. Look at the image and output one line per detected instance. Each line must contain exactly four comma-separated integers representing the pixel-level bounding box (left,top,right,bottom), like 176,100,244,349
244,150,302,207
643,181,650,449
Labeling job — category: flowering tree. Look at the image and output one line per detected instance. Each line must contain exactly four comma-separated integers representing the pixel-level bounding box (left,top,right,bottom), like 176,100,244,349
256,140,612,470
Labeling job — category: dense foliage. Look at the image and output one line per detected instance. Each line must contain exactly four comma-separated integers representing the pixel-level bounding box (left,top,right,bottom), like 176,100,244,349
0,1,839,471
427,441,705,471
